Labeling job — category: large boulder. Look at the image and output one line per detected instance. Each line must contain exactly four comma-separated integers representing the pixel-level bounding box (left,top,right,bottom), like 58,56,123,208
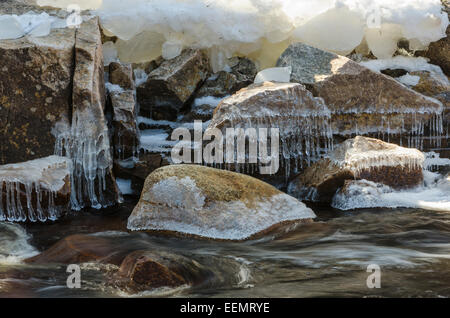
288,136,425,202
206,81,332,174
276,43,443,142
0,27,75,165
0,156,71,222
128,164,316,240
137,49,210,121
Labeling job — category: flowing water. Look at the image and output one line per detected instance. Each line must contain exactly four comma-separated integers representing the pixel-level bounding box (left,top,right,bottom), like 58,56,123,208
0,199,449,298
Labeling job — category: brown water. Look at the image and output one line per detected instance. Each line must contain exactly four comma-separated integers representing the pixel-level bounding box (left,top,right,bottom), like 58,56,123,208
0,199,449,298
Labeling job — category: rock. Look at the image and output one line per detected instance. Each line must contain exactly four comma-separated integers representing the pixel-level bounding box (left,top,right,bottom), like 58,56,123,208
0,156,71,222
113,154,169,194
416,2,450,76
0,27,75,165
137,49,210,121
25,234,126,265
206,81,332,172
127,164,316,240
276,43,443,139
109,62,134,90
114,250,209,291
54,17,120,209
288,136,425,202
408,70,450,96
110,90,139,159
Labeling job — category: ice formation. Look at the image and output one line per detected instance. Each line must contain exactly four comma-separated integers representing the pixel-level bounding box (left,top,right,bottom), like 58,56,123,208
206,82,333,174
0,12,60,40
59,0,449,70
330,136,425,175
0,156,72,222
53,116,113,210
128,175,316,240
332,173,450,212
361,56,450,86
254,67,292,84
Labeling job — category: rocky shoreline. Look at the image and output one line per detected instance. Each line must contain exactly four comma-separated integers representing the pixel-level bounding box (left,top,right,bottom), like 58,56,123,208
0,0,449,293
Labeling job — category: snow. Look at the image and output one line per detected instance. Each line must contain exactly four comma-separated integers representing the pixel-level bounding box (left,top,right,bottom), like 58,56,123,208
0,12,58,40
254,67,292,84
0,156,72,222
332,174,450,212
76,0,450,70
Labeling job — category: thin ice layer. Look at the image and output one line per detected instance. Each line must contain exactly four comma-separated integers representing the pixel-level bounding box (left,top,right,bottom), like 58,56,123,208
332,174,450,212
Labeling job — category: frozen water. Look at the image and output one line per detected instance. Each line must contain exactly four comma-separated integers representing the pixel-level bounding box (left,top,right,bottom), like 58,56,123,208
332,174,450,212
116,178,134,195
81,0,449,69
254,67,292,84
103,41,118,66
0,156,72,222
0,12,57,40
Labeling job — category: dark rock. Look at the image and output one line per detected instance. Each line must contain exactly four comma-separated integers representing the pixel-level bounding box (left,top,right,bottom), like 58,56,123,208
109,62,134,90
0,27,75,165
136,49,210,121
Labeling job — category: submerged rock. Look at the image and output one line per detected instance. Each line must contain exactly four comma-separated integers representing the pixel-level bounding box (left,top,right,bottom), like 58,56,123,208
137,49,210,120
0,156,71,222
128,164,316,240
277,43,444,143
0,27,75,165
288,136,425,202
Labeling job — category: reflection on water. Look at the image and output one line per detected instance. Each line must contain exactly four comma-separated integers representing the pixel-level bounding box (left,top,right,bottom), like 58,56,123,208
0,200,449,298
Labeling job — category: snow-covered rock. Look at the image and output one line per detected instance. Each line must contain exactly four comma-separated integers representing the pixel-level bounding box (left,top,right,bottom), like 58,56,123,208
288,136,425,202
0,156,72,222
128,165,316,240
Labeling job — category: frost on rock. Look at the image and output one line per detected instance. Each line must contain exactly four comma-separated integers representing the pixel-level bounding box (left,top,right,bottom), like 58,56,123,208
332,175,450,212
277,43,445,149
206,82,333,175
288,136,426,203
81,0,449,70
127,165,316,240
0,156,72,222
